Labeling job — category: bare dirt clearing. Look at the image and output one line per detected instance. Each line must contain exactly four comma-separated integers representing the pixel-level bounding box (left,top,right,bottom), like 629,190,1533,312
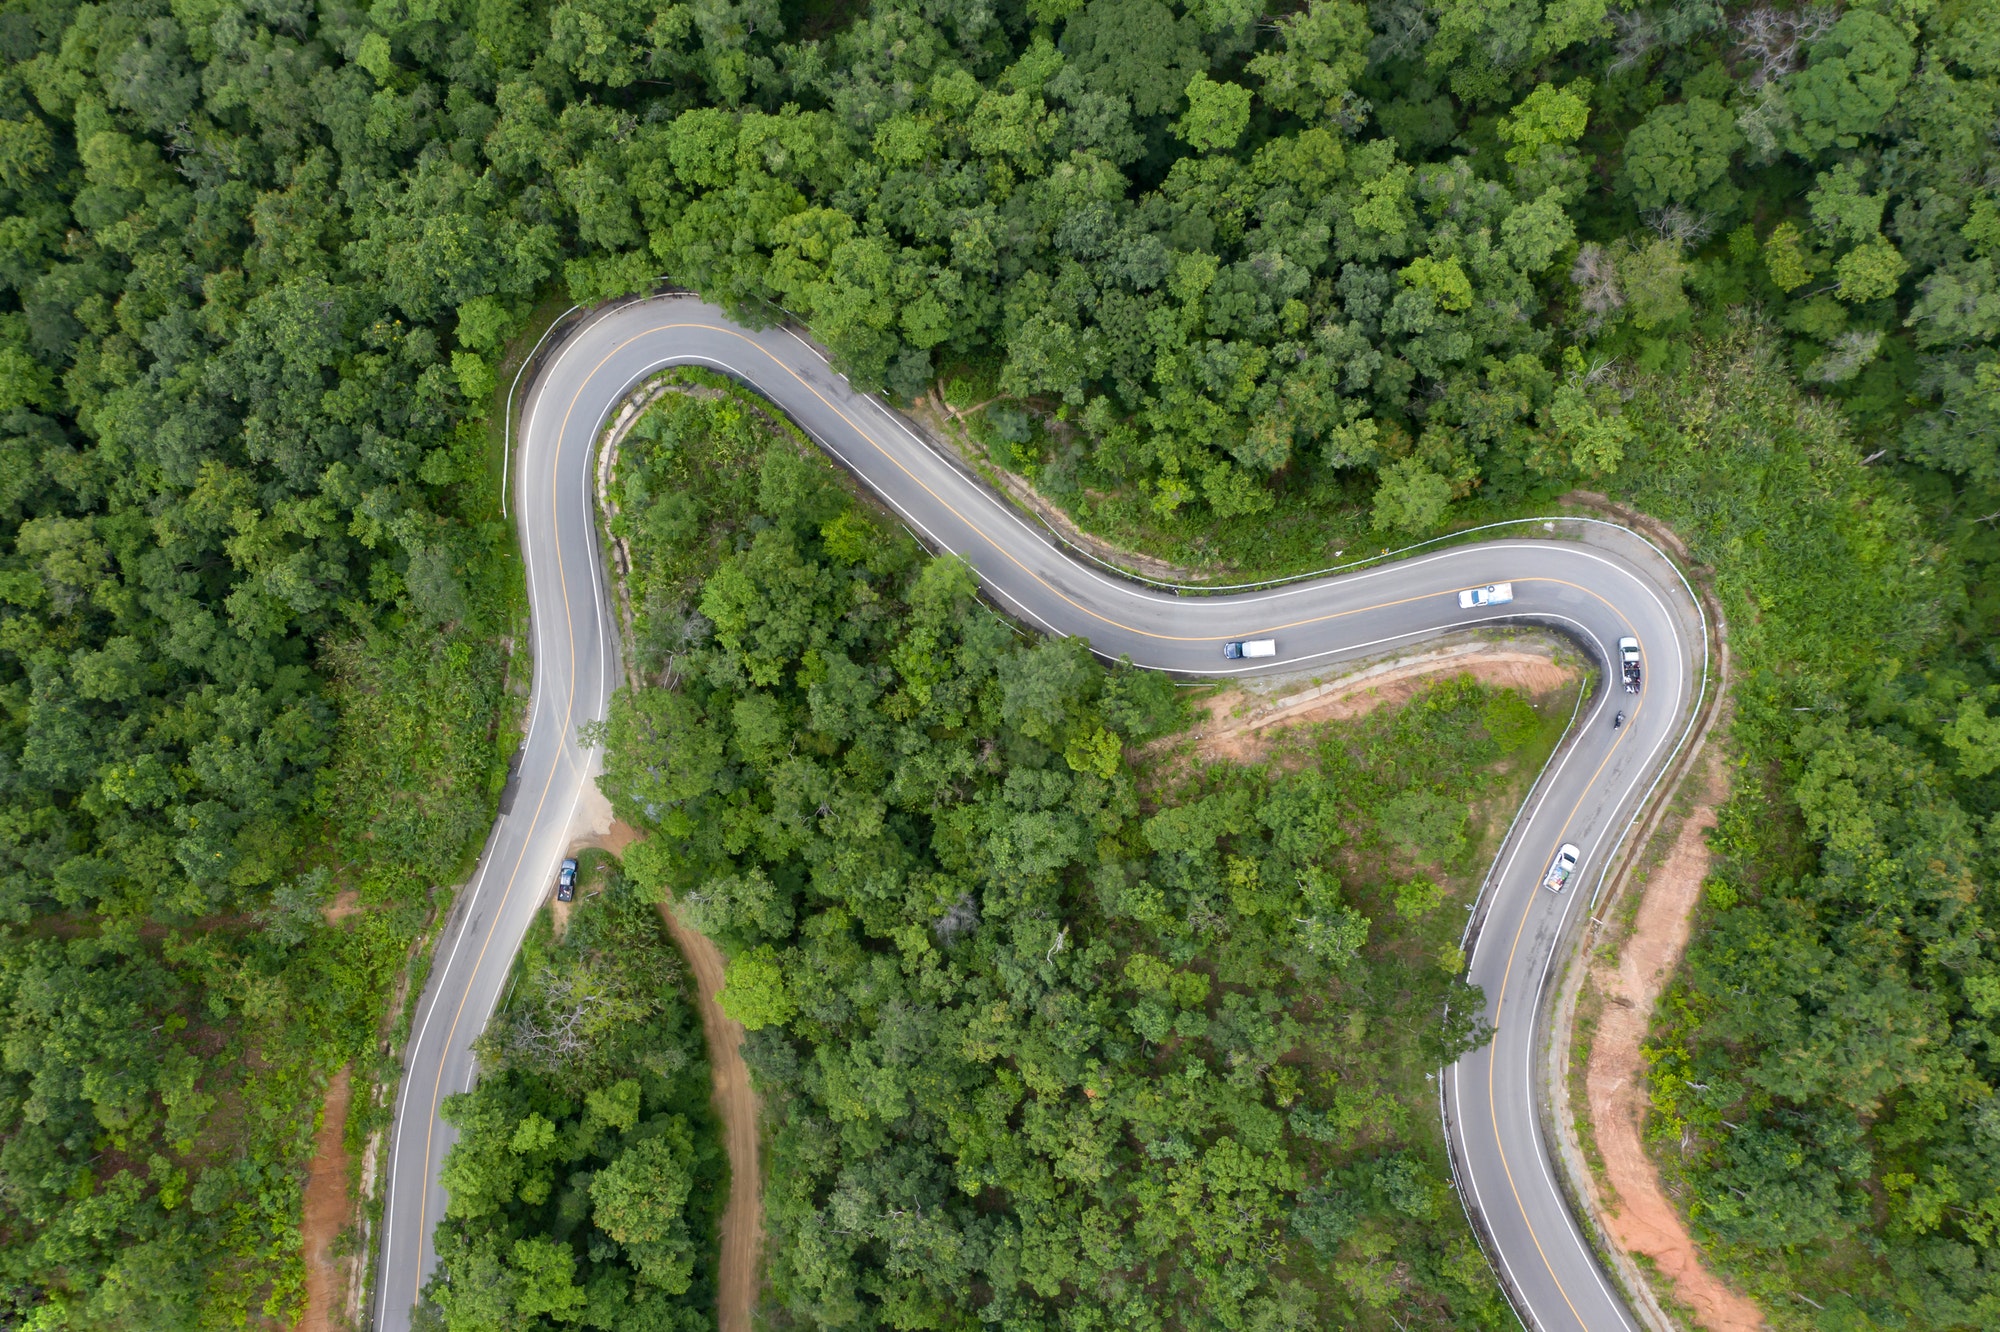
1582,753,1764,1331
1171,641,1577,767
296,1065,354,1332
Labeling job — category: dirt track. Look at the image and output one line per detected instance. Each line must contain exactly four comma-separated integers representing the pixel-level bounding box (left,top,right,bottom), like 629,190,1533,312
655,878,762,1332
1583,753,1764,1331
296,1065,353,1332
561,647,1566,1332
575,817,763,1332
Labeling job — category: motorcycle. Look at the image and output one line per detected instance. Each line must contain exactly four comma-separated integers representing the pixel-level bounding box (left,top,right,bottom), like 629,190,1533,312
1613,710,1625,730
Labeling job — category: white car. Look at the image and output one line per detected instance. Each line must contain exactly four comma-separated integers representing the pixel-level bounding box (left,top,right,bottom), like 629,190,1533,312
1458,582,1514,609
1543,843,1580,893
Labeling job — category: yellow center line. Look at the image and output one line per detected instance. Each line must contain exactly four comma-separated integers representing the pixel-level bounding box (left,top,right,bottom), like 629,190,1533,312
405,311,1649,1332
549,320,1610,645
1481,682,1645,1331
640,315,1653,1325
410,325,597,1267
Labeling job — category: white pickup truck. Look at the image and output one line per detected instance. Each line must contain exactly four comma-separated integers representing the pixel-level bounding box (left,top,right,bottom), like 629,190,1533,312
1458,582,1514,609
1619,637,1642,693
1223,639,1277,660
1543,843,1580,893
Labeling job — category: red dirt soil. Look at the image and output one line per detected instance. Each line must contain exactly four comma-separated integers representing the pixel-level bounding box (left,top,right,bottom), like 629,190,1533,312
657,892,763,1332
296,1064,354,1332
589,819,641,857
1584,754,1765,1331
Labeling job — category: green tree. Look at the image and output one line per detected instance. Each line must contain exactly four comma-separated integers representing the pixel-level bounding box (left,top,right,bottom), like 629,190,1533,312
1784,11,1916,156
1620,239,1692,329
1545,383,1632,476
1496,82,1590,163
998,638,1096,742
591,1132,699,1291
1401,255,1474,311
1941,697,2000,778
1247,0,1370,120
1806,162,1886,245
1176,74,1252,153
1763,222,1817,293
510,1237,588,1321
1370,458,1453,533
1620,98,1741,212
717,945,795,1030
1835,240,1909,303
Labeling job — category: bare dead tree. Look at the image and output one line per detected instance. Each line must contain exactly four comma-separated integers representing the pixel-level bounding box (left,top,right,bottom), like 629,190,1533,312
1569,243,1626,334
1577,353,1623,388
1367,0,1434,64
1735,5,1839,90
933,893,981,944
1608,10,1661,75
1647,205,1719,249
484,951,671,1075
502,971,623,1066
1808,329,1885,383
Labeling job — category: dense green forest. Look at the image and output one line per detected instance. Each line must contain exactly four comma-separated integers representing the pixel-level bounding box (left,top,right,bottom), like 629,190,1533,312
3,0,1999,1325
597,379,1570,1329
420,861,725,1332
1605,333,2000,1328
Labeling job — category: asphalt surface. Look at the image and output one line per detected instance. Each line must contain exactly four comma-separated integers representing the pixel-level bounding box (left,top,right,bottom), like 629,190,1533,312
375,295,1707,1332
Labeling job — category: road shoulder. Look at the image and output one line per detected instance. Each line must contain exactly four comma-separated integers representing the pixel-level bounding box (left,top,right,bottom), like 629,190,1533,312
1539,516,1763,1332
1572,750,1766,1331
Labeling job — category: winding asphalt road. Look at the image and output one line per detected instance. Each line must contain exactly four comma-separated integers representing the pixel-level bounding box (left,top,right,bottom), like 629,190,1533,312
374,294,1708,1332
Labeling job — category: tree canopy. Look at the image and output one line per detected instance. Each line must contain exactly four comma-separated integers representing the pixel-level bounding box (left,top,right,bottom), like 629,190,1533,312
592,375,1563,1329
4,0,2000,1324
423,874,722,1332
